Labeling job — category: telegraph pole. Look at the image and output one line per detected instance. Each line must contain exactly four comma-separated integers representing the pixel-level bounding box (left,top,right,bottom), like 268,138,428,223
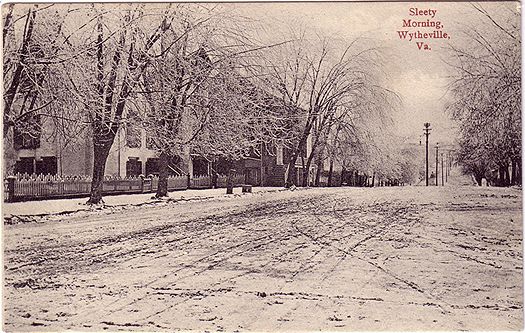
435,142,439,186
445,151,448,183
441,152,444,186
423,123,431,186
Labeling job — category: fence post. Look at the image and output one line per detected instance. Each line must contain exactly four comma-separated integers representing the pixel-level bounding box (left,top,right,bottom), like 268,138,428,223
187,174,191,189
6,176,16,202
140,175,145,193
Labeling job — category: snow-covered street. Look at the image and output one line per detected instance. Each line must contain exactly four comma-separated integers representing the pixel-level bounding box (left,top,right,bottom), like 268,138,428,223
3,182,522,331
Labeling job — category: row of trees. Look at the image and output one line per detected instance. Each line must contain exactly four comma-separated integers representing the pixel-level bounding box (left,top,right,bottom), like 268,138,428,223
446,3,520,186
256,25,415,187
4,4,415,204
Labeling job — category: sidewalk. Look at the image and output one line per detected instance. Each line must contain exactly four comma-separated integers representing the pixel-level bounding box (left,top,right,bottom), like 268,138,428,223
3,186,287,218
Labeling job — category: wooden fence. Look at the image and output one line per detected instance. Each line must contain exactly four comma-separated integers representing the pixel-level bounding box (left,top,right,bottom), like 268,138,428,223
149,175,189,192
4,173,247,202
217,174,245,188
190,175,212,189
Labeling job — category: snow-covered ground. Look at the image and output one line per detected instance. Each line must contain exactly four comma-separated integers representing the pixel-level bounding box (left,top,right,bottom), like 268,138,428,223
3,171,523,331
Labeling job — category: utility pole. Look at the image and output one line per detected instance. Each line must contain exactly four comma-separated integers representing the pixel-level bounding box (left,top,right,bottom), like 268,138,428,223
445,151,448,183
441,152,444,186
423,123,431,186
435,142,439,186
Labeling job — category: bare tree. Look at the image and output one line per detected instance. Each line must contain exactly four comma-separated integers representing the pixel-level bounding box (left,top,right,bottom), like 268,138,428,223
445,3,520,186
261,30,395,187
137,6,287,197
48,4,180,203
2,4,84,174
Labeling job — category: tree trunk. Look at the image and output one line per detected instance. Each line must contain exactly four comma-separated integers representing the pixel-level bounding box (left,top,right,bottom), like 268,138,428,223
86,15,170,203
226,168,234,194
371,172,376,187
503,164,510,187
211,159,218,189
498,165,506,186
473,172,483,186
285,142,305,187
302,152,316,187
511,159,517,185
3,9,36,138
86,140,112,204
302,157,310,187
303,133,327,187
340,166,346,186
300,156,307,187
327,159,334,187
156,151,169,198
314,160,322,186
87,18,113,205
285,112,316,187
286,164,297,188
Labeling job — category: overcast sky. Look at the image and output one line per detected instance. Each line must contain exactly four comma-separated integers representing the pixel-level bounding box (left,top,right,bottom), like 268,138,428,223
231,1,520,147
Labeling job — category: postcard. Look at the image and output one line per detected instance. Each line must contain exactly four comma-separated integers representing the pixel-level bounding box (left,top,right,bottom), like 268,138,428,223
2,1,522,331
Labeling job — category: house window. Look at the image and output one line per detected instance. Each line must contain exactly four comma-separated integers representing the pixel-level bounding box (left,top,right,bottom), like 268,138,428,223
192,156,209,176
35,156,57,175
14,157,35,175
145,158,159,176
276,145,284,165
13,114,41,150
126,157,142,177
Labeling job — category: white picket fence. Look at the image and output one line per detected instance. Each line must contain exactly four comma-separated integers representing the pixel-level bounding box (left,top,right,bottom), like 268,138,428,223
4,172,247,202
